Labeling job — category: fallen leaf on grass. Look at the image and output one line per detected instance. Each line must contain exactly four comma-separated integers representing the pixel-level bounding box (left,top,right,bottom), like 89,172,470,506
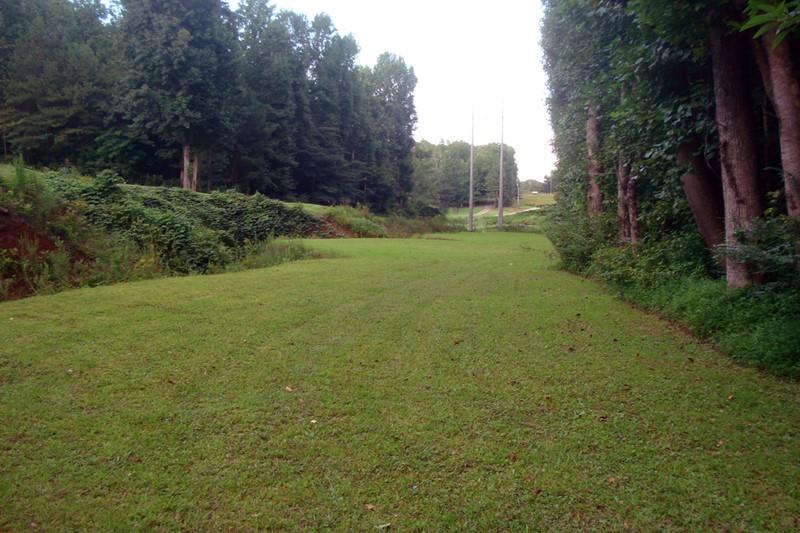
716,440,724,448
727,394,734,401
365,503,376,511
532,488,543,496
507,452,518,462
285,385,294,392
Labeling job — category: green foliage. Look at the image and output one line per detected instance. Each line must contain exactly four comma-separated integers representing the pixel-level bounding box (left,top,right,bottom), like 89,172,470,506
543,206,616,272
640,279,800,376
542,1,800,373
379,214,459,237
721,216,800,284
742,0,800,46
48,172,328,273
2,157,59,230
411,140,520,210
588,235,799,376
1,0,112,164
326,206,387,238
0,163,330,300
225,240,323,272
0,0,419,213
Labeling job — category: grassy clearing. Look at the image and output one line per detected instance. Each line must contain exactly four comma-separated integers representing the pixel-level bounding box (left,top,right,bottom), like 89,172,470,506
1,232,799,530
446,193,554,226
521,192,555,207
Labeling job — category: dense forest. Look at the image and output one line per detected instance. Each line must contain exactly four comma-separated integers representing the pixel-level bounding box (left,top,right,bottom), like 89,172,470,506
411,140,519,209
542,0,800,372
0,0,420,212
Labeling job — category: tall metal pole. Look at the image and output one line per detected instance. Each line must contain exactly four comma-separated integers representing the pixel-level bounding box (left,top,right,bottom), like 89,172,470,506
468,107,475,231
497,104,504,228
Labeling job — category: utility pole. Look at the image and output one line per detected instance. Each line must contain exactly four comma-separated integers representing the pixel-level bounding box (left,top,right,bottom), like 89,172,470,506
497,104,504,228
468,106,475,231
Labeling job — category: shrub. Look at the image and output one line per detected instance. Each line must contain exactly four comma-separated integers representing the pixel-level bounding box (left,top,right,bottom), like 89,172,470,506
0,165,330,300
586,233,800,377
326,206,387,237
226,240,324,272
380,214,459,237
719,216,800,286
47,172,329,273
543,205,616,273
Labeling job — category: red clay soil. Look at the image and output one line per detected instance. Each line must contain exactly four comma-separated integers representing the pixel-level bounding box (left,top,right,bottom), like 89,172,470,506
320,217,354,238
0,207,61,300
0,207,59,256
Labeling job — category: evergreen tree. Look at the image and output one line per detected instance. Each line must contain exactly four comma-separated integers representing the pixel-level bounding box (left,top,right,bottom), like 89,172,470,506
2,0,111,164
119,0,237,190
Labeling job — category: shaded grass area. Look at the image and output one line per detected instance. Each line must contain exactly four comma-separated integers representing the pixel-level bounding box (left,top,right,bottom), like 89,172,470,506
1,233,799,530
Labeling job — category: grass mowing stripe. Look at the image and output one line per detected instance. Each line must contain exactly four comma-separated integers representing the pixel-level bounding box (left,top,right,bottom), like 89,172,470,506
1,232,798,530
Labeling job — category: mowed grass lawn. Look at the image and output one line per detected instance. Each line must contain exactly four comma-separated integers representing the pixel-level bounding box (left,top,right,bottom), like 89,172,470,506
1,233,799,530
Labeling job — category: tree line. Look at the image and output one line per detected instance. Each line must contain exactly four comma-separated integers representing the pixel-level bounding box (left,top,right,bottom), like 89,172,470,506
0,0,418,212
542,0,800,288
411,140,519,209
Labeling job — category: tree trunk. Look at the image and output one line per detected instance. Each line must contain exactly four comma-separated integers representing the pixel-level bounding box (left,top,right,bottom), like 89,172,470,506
710,21,764,288
763,29,800,220
752,38,776,106
626,176,639,245
677,142,725,250
191,151,200,192
586,105,603,218
207,154,212,192
180,144,191,190
617,155,631,242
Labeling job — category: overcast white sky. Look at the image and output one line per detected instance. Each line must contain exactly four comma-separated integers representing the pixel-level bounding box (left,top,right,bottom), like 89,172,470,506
264,0,555,181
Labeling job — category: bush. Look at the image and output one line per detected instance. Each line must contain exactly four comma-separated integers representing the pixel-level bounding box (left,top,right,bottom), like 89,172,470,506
586,232,800,377
719,216,800,286
47,172,328,273
226,240,325,272
639,278,800,377
543,205,616,273
380,214,459,237
0,165,331,300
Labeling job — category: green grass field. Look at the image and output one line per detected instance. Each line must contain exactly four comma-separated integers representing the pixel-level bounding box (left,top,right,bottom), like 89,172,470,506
522,192,555,207
447,194,554,227
1,232,798,530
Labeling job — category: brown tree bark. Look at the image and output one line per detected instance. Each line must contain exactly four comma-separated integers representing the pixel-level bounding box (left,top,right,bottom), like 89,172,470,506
762,29,800,220
677,142,725,250
191,152,200,192
586,105,603,218
180,144,191,189
710,21,764,287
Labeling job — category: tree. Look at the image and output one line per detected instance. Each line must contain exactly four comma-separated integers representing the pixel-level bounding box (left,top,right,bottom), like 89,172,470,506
119,0,237,190
743,0,800,220
235,0,297,194
367,53,418,210
2,0,112,164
